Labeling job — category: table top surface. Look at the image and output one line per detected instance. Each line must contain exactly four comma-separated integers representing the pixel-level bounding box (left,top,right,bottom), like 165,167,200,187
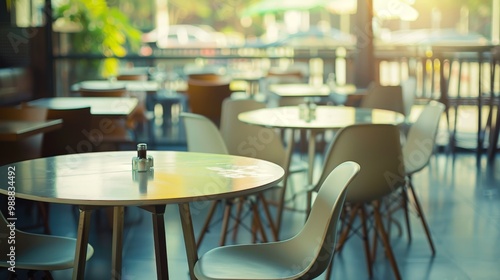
73,80,187,93
0,151,284,206
238,106,405,130
27,97,138,117
0,119,63,141
269,83,331,97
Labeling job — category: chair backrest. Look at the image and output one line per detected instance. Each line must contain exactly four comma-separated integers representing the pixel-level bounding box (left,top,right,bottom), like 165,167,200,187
360,82,405,116
117,74,147,81
79,84,128,97
0,106,47,165
186,78,232,126
286,161,360,279
403,101,445,174
317,124,405,203
41,107,92,157
401,77,417,118
220,98,287,166
181,112,228,154
188,73,224,82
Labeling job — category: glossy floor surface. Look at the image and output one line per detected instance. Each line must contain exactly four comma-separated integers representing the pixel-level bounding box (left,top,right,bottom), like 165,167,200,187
2,109,500,280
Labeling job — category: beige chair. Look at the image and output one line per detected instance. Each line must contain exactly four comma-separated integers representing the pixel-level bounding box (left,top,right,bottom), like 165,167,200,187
0,211,94,279
0,106,48,165
181,112,275,246
0,106,51,233
265,67,307,107
38,107,92,157
360,82,405,116
193,161,360,280
220,98,308,237
79,85,128,98
401,101,445,255
401,77,417,119
186,76,232,127
79,85,136,150
307,124,405,280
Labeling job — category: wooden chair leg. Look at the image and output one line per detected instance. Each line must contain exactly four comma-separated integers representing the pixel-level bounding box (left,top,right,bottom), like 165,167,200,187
373,201,401,280
408,180,436,255
258,193,278,241
43,271,55,280
335,204,360,252
251,201,268,243
359,205,373,278
402,186,412,242
196,200,220,248
231,198,245,242
219,200,233,246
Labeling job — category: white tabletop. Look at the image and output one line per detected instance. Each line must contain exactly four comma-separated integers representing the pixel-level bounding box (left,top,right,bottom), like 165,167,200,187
238,106,405,130
27,97,138,117
0,151,284,206
0,151,284,280
269,83,331,97
73,80,187,93
0,119,63,141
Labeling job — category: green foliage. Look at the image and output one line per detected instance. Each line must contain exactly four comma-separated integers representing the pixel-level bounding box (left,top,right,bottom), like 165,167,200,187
54,0,142,77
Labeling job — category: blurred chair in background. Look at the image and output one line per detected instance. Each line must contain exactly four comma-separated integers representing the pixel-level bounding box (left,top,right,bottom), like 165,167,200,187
307,124,405,280
220,98,308,237
0,106,51,233
182,112,275,247
186,75,232,127
40,107,92,157
79,86,136,151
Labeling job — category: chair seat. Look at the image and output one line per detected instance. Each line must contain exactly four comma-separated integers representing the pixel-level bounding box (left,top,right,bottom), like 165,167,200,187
194,243,307,280
0,231,93,271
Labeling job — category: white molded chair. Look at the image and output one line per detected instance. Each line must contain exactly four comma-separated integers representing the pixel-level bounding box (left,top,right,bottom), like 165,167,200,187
220,98,308,236
307,124,406,280
360,83,405,116
0,211,94,279
194,161,360,280
401,100,445,255
181,112,275,246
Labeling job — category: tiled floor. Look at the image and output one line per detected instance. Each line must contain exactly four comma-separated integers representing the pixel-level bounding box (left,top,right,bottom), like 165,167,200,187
2,110,500,280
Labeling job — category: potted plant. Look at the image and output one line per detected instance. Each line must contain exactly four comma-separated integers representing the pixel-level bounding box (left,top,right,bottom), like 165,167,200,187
53,0,142,79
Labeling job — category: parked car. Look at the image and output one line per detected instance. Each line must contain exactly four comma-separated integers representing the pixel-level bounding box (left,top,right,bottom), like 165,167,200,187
141,25,225,49
245,27,355,48
378,28,490,46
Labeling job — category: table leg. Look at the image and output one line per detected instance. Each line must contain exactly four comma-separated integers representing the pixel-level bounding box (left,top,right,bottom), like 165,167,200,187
178,203,198,280
72,206,93,280
140,205,168,279
275,130,294,238
308,130,318,186
112,206,124,280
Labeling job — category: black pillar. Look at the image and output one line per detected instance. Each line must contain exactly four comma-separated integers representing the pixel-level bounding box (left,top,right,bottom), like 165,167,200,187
354,0,375,88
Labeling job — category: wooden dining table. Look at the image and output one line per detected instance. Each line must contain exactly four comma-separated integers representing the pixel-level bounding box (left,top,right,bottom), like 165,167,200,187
0,119,63,141
0,151,284,280
27,97,139,118
269,83,331,98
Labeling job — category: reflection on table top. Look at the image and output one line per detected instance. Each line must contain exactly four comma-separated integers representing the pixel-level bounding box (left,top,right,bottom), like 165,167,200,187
0,119,63,141
238,106,405,130
27,97,138,117
73,80,187,93
0,151,284,206
269,83,331,97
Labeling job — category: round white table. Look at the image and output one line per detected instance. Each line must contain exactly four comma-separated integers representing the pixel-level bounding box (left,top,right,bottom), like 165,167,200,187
269,83,330,98
239,105,404,231
0,151,284,280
